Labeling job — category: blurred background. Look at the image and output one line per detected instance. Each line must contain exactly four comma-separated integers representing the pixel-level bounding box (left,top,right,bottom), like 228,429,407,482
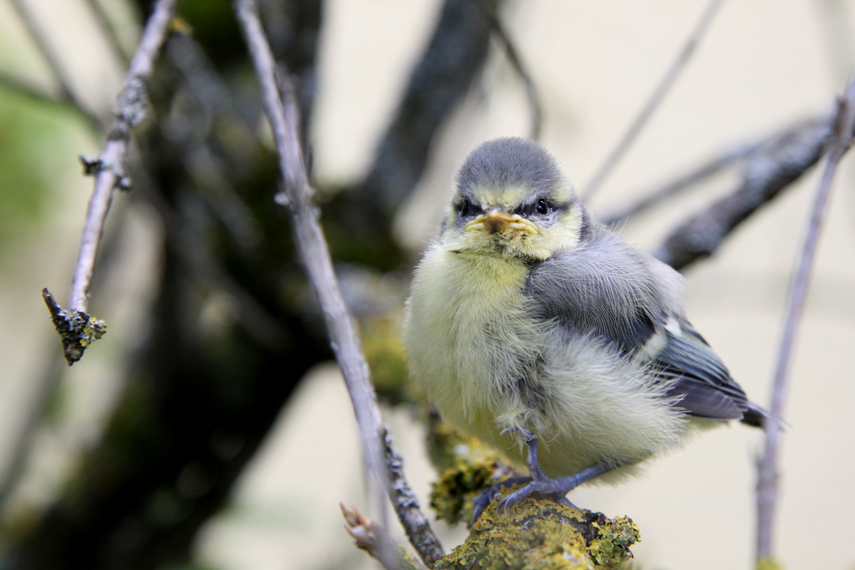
1,0,854,569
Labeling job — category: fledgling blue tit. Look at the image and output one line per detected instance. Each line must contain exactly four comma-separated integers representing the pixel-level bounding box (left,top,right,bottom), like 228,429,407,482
403,137,764,516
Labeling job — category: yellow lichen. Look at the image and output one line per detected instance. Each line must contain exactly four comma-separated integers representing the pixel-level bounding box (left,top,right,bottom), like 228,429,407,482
429,455,503,527
756,559,785,570
434,485,639,570
361,316,418,406
588,516,641,569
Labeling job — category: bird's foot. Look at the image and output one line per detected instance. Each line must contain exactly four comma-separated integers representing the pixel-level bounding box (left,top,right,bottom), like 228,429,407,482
494,427,615,515
496,475,580,514
471,476,531,524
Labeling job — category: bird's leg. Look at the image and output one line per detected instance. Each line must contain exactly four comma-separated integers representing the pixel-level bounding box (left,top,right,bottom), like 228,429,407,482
496,427,620,514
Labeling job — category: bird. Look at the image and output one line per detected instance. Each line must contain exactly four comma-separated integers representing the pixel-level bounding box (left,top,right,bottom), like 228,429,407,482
402,137,764,518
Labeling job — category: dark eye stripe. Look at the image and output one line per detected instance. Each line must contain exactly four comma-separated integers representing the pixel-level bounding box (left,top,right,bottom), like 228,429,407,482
513,198,570,218
456,198,482,219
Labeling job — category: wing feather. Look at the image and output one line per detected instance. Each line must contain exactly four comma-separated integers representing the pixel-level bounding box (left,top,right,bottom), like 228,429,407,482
526,230,761,424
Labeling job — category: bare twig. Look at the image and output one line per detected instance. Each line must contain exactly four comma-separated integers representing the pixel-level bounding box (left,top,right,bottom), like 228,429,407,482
42,0,176,365
9,0,102,129
478,2,542,140
654,117,832,271
755,79,855,564
83,0,133,66
0,72,63,106
583,0,727,201
351,0,501,220
0,353,65,512
68,0,175,314
341,504,429,570
232,1,444,566
383,430,444,564
0,69,103,135
0,69,104,134
601,136,765,226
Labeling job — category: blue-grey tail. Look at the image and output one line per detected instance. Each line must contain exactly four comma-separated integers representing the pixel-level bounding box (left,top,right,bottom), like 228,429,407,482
740,403,769,429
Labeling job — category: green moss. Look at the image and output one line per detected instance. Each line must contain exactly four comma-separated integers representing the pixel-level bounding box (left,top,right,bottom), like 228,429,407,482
426,413,472,473
429,455,503,527
361,316,415,406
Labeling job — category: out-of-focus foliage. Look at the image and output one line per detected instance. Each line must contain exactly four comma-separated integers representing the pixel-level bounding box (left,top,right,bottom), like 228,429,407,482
0,95,66,251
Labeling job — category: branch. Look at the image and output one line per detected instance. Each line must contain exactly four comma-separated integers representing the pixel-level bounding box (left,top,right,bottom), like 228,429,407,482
0,354,64,512
351,0,501,219
600,136,765,226
653,117,832,271
0,72,68,108
583,0,727,201
439,491,640,570
43,0,177,366
341,504,429,570
82,0,133,66
383,430,444,564
755,78,855,565
478,2,542,140
9,0,102,129
232,1,444,566
0,69,103,134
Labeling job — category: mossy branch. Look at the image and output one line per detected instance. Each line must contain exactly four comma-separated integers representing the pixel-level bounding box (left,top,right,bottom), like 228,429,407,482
436,483,639,570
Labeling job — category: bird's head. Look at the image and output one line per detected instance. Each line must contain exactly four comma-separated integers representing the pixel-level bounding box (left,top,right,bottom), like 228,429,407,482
440,137,586,262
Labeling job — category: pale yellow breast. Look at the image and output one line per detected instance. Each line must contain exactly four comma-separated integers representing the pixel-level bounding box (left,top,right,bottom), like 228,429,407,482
403,246,539,442
403,245,691,482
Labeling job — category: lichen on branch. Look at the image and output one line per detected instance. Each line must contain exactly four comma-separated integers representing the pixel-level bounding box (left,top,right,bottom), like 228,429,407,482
435,485,640,570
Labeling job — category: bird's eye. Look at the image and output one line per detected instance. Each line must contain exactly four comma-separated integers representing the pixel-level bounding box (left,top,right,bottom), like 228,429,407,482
457,199,472,218
536,198,551,215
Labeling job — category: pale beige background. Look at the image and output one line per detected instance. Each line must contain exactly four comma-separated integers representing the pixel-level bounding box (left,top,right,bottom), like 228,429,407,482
1,1,854,569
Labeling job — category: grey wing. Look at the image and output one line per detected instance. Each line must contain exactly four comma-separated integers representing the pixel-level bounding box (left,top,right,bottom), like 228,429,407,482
653,321,755,422
526,239,764,425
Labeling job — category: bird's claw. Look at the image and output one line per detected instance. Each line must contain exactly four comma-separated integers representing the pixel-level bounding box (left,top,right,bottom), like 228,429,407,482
496,482,537,514
500,426,535,441
471,476,531,524
495,479,573,515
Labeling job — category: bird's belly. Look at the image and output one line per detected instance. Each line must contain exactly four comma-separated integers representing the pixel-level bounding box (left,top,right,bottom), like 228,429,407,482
403,248,535,425
403,248,689,481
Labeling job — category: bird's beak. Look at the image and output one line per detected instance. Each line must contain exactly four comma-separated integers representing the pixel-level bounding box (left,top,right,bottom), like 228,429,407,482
484,206,513,233
464,205,539,236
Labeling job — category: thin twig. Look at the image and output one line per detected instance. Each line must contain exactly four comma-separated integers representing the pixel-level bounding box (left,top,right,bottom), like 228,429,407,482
41,0,176,365
0,68,102,135
352,0,501,221
232,1,444,566
478,2,542,140
341,504,429,570
0,72,62,105
755,78,855,564
67,0,176,315
0,354,65,512
654,117,832,271
83,0,133,66
383,429,445,564
9,0,102,129
0,72,102,137
601,136,765,226
583,0,727,201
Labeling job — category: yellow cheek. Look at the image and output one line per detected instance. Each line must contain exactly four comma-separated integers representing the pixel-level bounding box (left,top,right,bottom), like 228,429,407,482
536,206,583,253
